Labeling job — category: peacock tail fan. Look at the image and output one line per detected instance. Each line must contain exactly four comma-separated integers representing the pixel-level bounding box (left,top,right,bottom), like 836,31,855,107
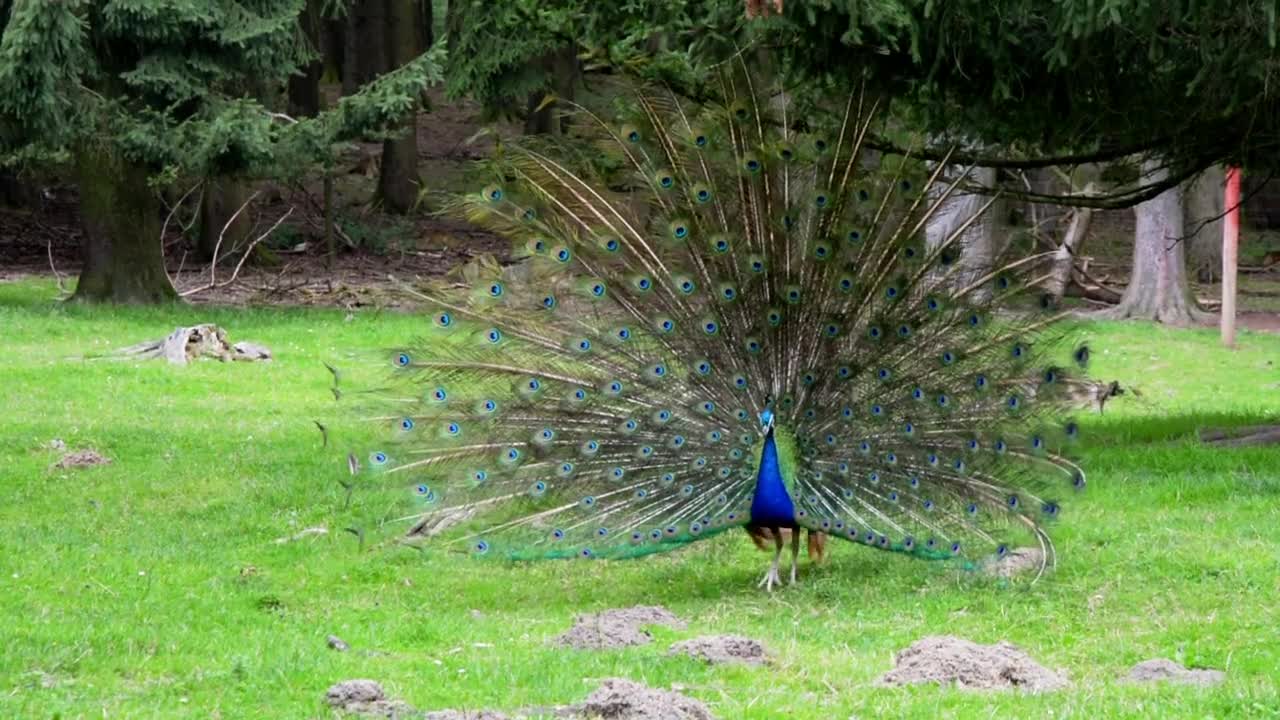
337,57,1089,576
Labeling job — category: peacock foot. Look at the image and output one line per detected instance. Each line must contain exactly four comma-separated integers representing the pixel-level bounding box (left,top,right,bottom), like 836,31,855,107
757,563,782,591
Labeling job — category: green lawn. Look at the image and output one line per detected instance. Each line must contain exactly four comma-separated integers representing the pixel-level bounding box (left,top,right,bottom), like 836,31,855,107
2,277,1278,719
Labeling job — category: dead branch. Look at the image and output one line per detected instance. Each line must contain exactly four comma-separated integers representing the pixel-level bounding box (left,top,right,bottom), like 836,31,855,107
290,182,359,250
1067,260,1125,303
161,181,203,252
180,200,294,298
207,190,261,273
160,182,205,288
46,236,68,297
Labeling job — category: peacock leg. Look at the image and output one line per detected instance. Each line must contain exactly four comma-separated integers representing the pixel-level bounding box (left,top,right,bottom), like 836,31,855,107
756,528,783,591
788,528,801,585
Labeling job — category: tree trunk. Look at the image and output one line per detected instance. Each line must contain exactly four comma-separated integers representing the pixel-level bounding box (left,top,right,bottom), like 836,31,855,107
417,0,433,50
197,176,251,262
1096,161,1208,326
378,0,422,214
1023,167,1068,240
523,46,578,135
288,0,325,117
1045,181,1097,302
72,146,177,303
926,165,999,301
343,1,386,95
1185,166,1225,283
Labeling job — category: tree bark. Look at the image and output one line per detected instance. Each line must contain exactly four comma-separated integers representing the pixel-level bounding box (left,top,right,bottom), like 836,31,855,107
288,0,325,118
524,46,578,135
926,165,999,301
197,176,251,262
378,0,422,214
72,145,177,303
1096,161,1209,326
1185,166,1225,283
344,0,386,95
1044,181,1097,302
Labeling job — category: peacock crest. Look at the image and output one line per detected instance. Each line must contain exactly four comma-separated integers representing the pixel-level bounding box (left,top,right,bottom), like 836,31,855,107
336,58,1089,587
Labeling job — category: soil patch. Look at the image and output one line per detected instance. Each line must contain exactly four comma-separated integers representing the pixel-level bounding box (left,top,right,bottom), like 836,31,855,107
54,449,111,469
1125,658,1225,686
573,678,713,720
879,635,1069,692
328,677,713,720
554,605,687,650
668,635,768,665
324,679,415,718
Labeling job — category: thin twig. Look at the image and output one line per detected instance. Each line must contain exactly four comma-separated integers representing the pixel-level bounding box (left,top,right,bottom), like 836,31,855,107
203,190,261,289
46,236,68,296
291,182,359,249
173,249,189,284
161,181,203,286
180,206,294,298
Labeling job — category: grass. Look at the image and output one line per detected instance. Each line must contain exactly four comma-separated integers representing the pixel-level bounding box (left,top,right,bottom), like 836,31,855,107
2,276,1279,719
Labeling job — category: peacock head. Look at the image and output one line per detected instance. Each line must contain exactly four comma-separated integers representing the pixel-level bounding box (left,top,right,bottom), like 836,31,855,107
758,395,776,437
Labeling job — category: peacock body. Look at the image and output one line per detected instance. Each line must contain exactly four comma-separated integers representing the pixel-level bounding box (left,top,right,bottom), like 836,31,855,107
339,60,1088,588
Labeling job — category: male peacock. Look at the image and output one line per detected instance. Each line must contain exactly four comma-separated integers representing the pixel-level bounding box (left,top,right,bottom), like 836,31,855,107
339,61,1088,590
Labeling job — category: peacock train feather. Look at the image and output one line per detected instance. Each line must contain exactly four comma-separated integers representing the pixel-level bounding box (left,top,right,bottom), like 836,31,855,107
335,58,1089,587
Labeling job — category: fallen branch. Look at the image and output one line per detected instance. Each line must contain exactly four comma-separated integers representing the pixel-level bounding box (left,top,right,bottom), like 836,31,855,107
1068,263,1125,304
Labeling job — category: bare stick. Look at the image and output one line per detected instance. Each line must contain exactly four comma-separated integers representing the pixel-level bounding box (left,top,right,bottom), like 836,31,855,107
161,182,203,249
202,190,262,288
181,207,294,298
162,181,203,285
46,236,68,296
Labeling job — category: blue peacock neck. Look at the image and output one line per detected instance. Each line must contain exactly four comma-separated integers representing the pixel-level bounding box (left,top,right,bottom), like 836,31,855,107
749,428,797,527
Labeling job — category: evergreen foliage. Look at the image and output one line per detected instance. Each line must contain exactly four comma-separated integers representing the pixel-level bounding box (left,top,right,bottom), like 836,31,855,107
0,1,444,180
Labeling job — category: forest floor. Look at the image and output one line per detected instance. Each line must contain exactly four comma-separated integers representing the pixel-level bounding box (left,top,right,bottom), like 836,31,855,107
2,277,1278,719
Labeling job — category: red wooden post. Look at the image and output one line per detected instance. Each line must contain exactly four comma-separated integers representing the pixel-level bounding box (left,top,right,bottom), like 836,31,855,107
1222,166,1241,348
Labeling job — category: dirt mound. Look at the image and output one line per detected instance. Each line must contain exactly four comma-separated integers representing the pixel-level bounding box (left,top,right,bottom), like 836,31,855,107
1124,658,1225,686
326,676,713,720
324,679,415,718
982,547,1046,578
879,636,1069,692
423,710,511,720
555,606,687,650
574,678,713,720
668,635,768,665
54,449,110,469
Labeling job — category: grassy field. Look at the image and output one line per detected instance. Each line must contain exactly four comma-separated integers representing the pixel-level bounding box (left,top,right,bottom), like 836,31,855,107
2,277,1279,719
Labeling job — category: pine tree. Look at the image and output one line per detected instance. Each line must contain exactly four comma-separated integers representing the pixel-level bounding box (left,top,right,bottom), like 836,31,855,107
0,1,443,302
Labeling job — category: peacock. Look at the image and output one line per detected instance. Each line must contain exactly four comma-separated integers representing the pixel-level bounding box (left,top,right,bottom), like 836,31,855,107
336,58,1088,590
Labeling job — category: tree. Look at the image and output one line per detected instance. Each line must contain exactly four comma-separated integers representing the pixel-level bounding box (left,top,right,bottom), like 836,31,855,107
1098,162,1210,326
0,2,443,303
925,164,1001,301
378,0,424,212
443,1,744,126
743,1,1278,324
758,1,1280,208
1185,167,1225,283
